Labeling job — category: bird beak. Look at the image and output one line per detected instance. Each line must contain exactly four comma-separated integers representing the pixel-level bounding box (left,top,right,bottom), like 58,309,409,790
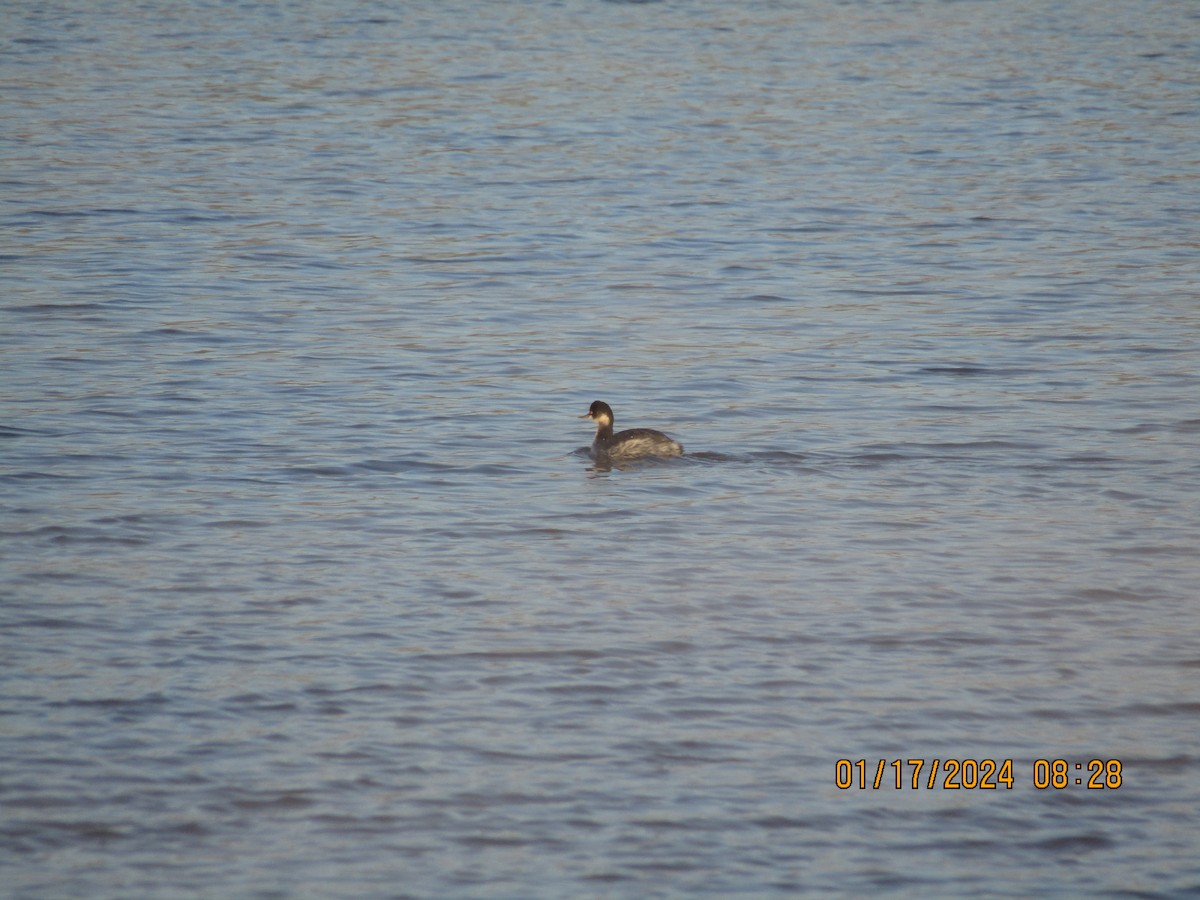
578,412,593,419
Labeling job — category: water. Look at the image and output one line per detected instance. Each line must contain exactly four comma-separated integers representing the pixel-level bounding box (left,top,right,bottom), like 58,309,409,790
3,0,1199,895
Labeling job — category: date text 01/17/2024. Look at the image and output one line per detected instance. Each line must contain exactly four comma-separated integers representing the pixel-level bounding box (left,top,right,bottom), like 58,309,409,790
834,758,1124,790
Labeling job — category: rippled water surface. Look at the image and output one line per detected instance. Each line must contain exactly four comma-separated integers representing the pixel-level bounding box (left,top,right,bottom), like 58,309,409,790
4,0,1200,896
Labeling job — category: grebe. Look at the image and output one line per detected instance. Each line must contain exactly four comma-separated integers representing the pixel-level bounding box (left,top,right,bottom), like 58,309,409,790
579,400,683,461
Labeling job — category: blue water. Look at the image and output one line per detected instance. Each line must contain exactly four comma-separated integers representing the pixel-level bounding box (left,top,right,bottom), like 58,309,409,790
4,0,1200,896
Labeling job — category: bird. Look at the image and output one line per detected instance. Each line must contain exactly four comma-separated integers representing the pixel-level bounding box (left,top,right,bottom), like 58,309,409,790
579,400,683,461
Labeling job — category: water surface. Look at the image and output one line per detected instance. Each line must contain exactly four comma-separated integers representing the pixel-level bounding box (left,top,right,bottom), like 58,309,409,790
3,0,1200,896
